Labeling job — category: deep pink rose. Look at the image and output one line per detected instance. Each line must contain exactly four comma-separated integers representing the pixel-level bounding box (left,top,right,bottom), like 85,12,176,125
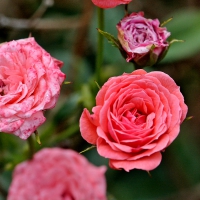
92,0,131,9
80,69,188,172
0,37,65,139
117,12,171,66
8,148,107,200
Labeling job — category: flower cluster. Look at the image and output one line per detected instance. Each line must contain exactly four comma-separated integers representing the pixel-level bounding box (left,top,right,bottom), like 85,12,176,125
8,148,107,200
2,1,189,199
78,3,187,172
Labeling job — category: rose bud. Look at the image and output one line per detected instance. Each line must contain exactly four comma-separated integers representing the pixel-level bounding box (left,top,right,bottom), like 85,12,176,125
80,69,188,172
117,12,171,67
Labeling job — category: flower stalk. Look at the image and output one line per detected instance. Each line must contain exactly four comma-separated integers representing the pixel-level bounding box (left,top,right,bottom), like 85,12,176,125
27,135,34,160
95,7,104,85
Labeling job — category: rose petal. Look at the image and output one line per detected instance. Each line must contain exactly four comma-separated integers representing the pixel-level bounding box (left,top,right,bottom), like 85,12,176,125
92,0,131,8
80,108,98,145
14,111,46,139
97,137,130,160
109,152,162,171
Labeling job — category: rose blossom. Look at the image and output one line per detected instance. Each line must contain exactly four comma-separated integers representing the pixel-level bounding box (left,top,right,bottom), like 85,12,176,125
8,148,107,200
80,69,188,172
92,0,131,9
0,37,65,139
117,12,171,67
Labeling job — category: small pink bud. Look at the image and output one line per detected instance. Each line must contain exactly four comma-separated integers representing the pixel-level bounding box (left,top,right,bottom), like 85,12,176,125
116,12,171,67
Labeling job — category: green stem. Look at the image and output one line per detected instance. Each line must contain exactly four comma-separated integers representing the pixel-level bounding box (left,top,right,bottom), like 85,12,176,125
133,63,142,70
125,4,128,16
27,135,34,160
0,182,7,198
95,7,104,85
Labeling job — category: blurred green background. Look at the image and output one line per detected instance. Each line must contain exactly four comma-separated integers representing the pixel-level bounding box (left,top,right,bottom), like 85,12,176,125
0,0,200,199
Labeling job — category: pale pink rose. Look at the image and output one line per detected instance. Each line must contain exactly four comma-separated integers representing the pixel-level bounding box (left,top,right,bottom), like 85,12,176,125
0,37,65,139
117,12,170,67
80,69,188,172
8,148,107,200
92,0,131,9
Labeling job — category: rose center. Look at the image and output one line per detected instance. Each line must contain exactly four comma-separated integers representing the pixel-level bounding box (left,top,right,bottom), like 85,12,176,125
61,191,75,200
135,32,147,43
125,108,146,125
133,26,154,44
0,79,5,95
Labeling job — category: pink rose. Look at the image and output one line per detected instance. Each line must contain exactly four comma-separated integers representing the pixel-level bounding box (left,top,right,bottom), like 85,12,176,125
117,12,171,67
8,148,107,200
92,0,131,9
80,69,188,172
0,37,65,139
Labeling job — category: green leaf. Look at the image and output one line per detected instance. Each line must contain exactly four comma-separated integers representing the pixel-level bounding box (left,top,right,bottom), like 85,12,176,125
34,130,41,145
97,29,123,50
161,17,173,27
79,146,96,154
169,39,184,44
162,8,200,63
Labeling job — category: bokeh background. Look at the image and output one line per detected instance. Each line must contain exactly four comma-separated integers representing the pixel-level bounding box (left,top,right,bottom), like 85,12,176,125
0,0,200,199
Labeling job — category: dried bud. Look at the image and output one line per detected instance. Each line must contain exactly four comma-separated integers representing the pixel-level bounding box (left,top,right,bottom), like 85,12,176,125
117,12,171,67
